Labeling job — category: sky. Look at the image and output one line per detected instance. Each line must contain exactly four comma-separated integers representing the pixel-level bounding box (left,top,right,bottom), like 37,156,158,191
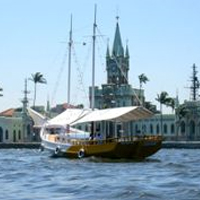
0,0,200,113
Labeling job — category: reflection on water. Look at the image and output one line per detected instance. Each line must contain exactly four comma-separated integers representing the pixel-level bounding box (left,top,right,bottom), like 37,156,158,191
0,149,200,200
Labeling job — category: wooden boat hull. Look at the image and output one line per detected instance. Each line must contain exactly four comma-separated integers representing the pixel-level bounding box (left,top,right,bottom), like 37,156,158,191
42,136,162,159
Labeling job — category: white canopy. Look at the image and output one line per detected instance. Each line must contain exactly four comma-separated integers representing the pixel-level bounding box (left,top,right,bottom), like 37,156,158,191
28,106,153,127
48,108,90,125
71,106,153,125
27,108,47,127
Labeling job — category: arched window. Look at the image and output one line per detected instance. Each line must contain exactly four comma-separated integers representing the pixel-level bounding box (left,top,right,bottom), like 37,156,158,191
198,122,200,137
171,124,175,134
150,124,153,134
142,125,146,134
164,124,168,134
27,124,31,136
156,124,160,134
0,127,3,142
189,120,195,140
13,130,16,142
189,120,195,134
5,130,9,140
135,124,140,134
18,130,21,140
180,121,185,134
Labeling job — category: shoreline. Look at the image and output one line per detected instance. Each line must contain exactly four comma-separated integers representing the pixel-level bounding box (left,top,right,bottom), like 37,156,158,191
1,141,200,149
162,141,200,149
0,142,41,149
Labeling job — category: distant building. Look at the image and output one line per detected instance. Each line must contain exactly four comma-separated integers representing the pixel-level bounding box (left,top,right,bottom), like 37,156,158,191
0,108,33,142
175,64,200,140
89,19,145,109
0,79,34,143
89,19,200,141
176,100,200,140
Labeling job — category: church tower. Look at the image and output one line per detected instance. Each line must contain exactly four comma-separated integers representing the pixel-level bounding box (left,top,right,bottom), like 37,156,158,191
91,17,143,109
106,19,129,85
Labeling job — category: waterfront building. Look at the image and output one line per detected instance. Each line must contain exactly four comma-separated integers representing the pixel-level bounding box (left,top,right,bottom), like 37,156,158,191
0,80,33,143
0,108,32,142
176,100,200,140
175,64,200,140
89,19,200,141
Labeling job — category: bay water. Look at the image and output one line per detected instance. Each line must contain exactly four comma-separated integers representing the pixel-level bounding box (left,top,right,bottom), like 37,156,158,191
0,148,200,200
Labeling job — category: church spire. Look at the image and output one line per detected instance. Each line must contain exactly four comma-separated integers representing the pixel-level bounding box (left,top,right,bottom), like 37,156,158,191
112,17,124,57
125,41,129,58
106,39,110,58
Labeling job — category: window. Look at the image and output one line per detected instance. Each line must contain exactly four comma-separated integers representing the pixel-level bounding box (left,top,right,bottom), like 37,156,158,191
164,124,168,134
0,127,3,142
156,124,160,134
5,130,9,140
150,124,153,134
13,130,16,142
171,124,175,134
181,121,185,134
142,125,146,134
18,130,21,140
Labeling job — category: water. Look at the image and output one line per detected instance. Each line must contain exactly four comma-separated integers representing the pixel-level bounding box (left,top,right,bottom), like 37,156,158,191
0,149,200,200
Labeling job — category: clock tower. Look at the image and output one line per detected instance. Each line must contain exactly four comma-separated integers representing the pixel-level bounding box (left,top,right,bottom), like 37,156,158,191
90,17,143,109
106,19,129,85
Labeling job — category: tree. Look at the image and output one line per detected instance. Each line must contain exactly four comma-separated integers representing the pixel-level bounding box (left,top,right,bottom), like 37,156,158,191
155,91,169,135
29,72,47,108
138,73,149,104
165,97,175,112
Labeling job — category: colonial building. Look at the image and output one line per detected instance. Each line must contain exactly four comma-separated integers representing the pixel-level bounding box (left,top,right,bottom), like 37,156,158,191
0,80,34,143
0,108,33,142
89,20,200,141
89,20,144,109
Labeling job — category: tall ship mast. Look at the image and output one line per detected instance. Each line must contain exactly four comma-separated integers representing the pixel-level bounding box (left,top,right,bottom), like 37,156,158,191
67,15,73,105
91,4,97,110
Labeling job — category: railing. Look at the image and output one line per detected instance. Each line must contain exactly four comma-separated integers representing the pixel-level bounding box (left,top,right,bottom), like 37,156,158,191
48,134,162,146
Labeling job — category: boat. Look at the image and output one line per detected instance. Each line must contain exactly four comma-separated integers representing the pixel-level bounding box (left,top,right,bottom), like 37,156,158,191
39,6,162,159
39,106,162,159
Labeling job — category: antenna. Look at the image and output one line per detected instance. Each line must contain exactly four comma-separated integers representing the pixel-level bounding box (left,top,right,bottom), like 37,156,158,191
21,79,30,114
190,63,199,101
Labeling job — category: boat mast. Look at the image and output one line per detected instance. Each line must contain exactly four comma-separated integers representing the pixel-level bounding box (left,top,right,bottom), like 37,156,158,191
91,4,97,110
67,14,73,105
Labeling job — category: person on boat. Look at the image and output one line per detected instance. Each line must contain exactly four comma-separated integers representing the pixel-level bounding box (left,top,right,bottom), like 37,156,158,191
89,133,94,140
96,133,103,144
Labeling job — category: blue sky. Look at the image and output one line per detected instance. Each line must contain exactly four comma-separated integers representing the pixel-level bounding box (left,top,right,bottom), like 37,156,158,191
0,0,200,113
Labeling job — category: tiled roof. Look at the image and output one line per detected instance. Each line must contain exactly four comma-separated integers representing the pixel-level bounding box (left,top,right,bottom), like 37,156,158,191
0,108,15,117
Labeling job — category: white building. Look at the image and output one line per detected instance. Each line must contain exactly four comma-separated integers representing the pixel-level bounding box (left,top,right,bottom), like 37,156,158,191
0,108,32,143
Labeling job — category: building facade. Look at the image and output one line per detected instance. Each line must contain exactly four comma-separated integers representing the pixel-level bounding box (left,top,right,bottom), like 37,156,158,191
89,20,144,109
0,108,33,143
89,20,200,141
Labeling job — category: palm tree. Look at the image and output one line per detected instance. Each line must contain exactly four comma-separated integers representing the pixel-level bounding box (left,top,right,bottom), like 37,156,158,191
165,97,175,112
175,104,189,139
155,91,169,135
29,72,47,108
138,73,149,104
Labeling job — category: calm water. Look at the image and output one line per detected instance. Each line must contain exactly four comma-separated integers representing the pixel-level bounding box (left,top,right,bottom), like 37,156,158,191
0,148,200,200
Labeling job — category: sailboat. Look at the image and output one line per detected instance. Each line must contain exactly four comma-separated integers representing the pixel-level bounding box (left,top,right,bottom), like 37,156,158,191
40,7,162,159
